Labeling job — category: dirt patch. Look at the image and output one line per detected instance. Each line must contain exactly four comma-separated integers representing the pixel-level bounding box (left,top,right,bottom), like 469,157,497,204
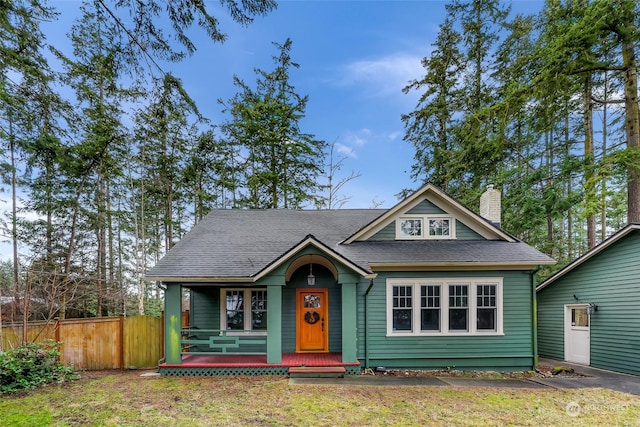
365,363,588,379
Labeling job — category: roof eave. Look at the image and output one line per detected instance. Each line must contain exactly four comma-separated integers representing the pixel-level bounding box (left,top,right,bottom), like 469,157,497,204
369,261,555,271
143,276,255,283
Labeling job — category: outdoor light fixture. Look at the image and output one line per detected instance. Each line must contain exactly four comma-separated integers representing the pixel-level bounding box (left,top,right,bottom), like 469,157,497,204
587,303,598,315
307,263,316,286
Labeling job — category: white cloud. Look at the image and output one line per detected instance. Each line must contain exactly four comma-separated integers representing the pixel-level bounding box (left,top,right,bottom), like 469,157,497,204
338,127,404,160
340,52,425,98
335,142,357,159
387,131,402,141
344,129,370,147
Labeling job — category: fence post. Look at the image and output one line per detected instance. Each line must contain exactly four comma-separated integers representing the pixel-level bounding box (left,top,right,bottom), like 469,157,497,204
119,314,125,369
53,318,62,364
54,318,60,343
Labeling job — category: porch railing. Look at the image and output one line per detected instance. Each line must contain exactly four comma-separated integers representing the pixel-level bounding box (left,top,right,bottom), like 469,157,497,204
181,328,267,355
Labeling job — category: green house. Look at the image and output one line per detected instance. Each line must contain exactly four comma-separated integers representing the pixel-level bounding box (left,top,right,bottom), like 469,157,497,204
537,224,640,376
145,184,554,376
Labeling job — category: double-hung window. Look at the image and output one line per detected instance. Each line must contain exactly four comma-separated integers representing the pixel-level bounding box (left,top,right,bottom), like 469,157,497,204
221,288,267,333
387,278,503,336
420,284,441,331
391,285,413,331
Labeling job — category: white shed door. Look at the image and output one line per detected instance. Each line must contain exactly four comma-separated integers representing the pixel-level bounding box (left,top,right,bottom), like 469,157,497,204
564,304,590,365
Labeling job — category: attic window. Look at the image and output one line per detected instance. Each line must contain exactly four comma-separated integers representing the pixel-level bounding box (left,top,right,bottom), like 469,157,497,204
396,215,455,239
398,218,423,238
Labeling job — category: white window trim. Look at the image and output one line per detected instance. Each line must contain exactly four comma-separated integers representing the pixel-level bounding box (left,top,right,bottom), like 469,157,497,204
395,214,456,240
386,278,503,337
396,216,424,239
220,288,267,336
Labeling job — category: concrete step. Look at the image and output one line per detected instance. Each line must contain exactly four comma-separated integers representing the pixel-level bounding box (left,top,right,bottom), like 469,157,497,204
288,366,346,378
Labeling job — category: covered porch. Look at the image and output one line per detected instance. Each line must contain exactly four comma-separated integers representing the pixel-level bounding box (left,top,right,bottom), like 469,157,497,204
160,245,370,375
158,352,361,376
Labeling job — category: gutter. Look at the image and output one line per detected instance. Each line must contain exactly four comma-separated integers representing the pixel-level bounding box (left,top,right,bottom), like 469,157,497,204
531,266,542,370
364,279,375,369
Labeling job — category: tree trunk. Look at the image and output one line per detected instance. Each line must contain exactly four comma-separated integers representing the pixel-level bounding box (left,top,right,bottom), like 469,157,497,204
601,72,609,241
623,40,640,223
583,74,596,249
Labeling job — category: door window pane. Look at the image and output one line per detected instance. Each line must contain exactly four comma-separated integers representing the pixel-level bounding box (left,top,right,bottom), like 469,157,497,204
572,308,589,327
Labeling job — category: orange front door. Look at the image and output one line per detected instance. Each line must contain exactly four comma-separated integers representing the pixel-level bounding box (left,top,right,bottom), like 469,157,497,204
296,288,328,352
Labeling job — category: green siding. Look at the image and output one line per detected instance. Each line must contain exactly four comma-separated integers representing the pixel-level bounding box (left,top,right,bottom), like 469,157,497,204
357,270,535,371
455,220,483,240
190,287,220,330
370,222,395,240
537,231,640,376
188,287,224,353
407,200,446,214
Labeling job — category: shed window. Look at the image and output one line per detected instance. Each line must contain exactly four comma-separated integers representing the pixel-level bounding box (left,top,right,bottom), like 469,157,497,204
386,278,503,336
571,307,589,327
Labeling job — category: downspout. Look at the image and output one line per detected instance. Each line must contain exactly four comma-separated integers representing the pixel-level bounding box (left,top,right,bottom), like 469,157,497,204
532,266,542,370
364,279,374,369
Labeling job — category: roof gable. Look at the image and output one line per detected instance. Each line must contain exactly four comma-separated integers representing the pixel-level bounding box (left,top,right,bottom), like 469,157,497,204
537,223,640,291
343,183,516,243
253,235,376,282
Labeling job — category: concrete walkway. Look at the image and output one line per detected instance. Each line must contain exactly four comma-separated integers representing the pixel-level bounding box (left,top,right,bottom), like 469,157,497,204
290,359,640,396
534,358,640,396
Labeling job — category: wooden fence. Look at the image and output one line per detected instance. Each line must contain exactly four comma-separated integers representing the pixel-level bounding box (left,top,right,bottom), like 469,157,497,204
1,315,163,370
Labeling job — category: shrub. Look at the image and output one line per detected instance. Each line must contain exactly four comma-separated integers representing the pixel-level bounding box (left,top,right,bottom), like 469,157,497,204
0,340,77,395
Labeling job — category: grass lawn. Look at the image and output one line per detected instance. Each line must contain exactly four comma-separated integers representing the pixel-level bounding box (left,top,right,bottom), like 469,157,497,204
2,370,639,426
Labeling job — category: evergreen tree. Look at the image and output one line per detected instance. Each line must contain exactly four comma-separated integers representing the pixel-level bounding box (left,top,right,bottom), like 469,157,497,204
402,18,464,191
0,0,59,333
220,39,326,209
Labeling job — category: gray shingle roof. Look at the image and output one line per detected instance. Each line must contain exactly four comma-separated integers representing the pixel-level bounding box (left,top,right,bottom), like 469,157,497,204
337,240,555,271
145,208,554,281
146,209,383,279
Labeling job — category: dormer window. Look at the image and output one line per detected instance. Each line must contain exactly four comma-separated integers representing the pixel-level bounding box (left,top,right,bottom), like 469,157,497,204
429,218,451,237
396,215,455,239
398,217,423,238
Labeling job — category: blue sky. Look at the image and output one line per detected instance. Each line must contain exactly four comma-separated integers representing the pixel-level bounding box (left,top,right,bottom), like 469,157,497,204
48,0,544,208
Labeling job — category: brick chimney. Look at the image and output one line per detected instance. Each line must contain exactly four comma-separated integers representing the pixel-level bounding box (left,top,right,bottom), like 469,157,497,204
480,184,501,227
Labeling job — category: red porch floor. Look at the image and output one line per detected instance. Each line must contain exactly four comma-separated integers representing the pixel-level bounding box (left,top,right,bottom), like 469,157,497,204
160,352,359,369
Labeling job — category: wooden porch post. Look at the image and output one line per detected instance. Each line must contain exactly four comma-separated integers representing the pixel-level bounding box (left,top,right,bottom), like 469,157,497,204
341,277,358,363
164,283,182,364
266,284,282,364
